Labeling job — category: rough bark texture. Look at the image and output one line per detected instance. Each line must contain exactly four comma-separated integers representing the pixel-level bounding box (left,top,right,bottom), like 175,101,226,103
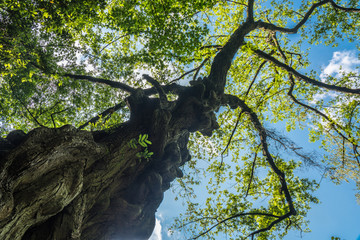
0,85,220,240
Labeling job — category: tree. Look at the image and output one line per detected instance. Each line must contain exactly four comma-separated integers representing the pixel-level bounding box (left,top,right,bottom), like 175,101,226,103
0,0,359,239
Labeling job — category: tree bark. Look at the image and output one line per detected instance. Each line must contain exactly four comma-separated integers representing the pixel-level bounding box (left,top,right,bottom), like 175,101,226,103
0,84,220,240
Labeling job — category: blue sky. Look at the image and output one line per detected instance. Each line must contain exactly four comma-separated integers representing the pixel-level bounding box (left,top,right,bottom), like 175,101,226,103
151,124,360,240
149,38,360,239
153,179,360,240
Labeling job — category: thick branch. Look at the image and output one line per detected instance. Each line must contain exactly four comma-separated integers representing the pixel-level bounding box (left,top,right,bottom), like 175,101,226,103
205,20,257,94
247,0,255,22
64,74,136,94
254,49,360,95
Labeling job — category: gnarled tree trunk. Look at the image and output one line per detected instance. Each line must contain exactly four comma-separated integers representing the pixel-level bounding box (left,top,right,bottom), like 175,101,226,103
0,85,219,240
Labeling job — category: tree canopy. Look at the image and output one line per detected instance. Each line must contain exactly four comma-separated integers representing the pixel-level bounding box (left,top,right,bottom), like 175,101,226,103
1,0,360,239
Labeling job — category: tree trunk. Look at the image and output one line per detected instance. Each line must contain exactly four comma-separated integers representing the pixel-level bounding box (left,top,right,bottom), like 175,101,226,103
0,86,219,240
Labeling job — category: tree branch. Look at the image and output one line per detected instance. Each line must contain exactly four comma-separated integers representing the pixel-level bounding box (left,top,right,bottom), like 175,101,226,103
270,33,287,62
245,151,258,198
190,212,281,240
143,83,189,96
142,74,168,109
245,60,268,97
226,0,247,6
247,0,255,22
50,108,71,128
36,101,62,118
266,129,320,167
329,0,360,12
169,58,209,83
199,45,222,50
247,212,293,238
169,68,199,83
10,87,45,127
220,110,244,168
205,19,258,94
253,49,360,95
257,0,330,33
192,58,210,83
287,75,359,157
221,94,297,237
78,102,126,130
99,34,129,53
237,99,296,214
64,74,136,94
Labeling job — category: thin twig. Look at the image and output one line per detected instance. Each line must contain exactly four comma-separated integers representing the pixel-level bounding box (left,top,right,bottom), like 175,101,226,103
99,34,129,53
50,108,71,128
169,68,198,83
78,102,126,130
11,89,44,127
245,150,258,198
190,212,281,240
169,58,209,83
220,110,244,169
192,58,209,83
245,60,267,97
287,76,349,142
199,45,222,50
36,101,62,117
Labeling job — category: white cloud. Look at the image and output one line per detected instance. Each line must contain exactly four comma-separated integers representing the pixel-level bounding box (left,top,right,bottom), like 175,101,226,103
311,50,359,104
149,218,162,240
320,50,360,81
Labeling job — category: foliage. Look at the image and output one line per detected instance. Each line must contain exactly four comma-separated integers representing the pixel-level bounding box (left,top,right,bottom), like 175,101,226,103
128,134,154,160
331,237,342,240
1,0,360,239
